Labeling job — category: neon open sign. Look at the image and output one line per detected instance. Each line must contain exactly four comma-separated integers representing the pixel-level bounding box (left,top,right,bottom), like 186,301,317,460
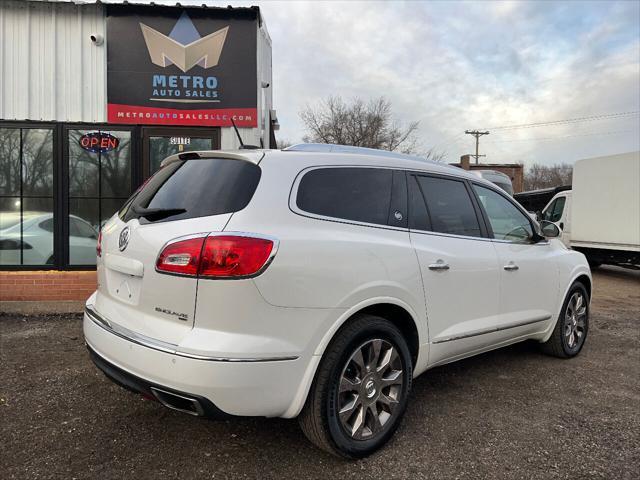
79,132,120,153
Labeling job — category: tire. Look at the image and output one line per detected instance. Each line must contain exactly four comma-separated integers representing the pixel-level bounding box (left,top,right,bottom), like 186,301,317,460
541,282,589,358
298,314,413,458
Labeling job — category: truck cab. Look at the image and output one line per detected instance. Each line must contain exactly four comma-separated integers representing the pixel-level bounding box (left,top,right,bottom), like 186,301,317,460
541,191,572,248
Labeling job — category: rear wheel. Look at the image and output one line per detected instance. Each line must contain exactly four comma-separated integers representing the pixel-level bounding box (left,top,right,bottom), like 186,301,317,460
298,315,413,458
541,282,589,358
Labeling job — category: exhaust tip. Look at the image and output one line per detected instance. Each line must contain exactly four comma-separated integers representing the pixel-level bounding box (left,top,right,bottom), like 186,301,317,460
150,387,205,416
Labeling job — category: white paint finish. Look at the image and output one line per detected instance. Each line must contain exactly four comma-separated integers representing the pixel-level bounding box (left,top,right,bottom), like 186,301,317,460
83,148,591,419
410,232,501,364
96,211,232,343
492,240,560,326
0,0,106,122
571,152,640,251
542,191,572,247
84,317,309,418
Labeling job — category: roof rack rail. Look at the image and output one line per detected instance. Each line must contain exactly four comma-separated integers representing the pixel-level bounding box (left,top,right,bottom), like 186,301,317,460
283,143,428,162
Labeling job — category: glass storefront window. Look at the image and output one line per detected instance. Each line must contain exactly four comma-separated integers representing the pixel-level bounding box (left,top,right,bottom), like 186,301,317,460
149,136,212,174
0,127,55,266
67,129,132,265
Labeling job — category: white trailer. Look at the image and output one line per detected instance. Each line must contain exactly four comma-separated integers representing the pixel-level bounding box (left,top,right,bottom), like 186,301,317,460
541,151,640,269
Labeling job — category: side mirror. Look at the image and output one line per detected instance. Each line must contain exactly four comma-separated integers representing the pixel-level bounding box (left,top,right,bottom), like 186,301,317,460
540,220,561,238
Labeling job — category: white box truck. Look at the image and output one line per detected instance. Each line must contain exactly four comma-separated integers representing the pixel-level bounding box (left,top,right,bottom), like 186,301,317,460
540,151,640,269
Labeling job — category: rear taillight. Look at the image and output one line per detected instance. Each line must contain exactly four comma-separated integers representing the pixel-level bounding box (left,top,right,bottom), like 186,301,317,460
200,236,274,278
96,231,102,257
156,234,275,278
156,237,204,276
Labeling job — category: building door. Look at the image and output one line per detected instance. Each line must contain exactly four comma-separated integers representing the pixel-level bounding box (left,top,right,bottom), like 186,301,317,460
142,127,220,178
65,127,135,267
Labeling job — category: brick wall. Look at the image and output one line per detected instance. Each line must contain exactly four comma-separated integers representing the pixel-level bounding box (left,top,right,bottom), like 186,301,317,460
0,271,97,302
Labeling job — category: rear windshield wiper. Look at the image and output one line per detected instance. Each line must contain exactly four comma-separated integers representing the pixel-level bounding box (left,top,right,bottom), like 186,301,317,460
131,205,187,221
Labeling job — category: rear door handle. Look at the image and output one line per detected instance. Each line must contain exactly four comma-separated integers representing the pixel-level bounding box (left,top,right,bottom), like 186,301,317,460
428,260,450,271
504,262,519,271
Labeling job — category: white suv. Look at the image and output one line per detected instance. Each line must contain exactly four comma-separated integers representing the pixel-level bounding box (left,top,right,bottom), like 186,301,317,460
84,144,591,458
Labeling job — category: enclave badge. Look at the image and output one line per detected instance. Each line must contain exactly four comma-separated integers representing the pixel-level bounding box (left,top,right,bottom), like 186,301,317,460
119,226,130,252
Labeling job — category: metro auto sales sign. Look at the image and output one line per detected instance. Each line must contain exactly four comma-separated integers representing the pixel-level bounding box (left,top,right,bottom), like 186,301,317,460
106,5,258,127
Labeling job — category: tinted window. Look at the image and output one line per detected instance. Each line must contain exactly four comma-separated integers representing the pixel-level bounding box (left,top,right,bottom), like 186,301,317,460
408,175,429,231
39,218,54,232
473,185,533,242
414,176,482,237
70,218,98,239
296,167,393,226
121,158,261,224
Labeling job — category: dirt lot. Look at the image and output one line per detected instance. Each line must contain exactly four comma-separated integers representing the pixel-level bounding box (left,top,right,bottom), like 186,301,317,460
1,267,639,479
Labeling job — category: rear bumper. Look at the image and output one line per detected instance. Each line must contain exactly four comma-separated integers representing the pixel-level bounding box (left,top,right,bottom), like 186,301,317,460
87,344,230,419
84,307,312,418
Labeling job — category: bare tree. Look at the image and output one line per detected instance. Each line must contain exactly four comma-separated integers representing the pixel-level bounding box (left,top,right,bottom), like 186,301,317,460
276,138,293,149
523,163,573,190
300,96,423,155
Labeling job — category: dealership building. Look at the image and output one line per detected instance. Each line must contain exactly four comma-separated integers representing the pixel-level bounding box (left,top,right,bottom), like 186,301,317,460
0,0,276,302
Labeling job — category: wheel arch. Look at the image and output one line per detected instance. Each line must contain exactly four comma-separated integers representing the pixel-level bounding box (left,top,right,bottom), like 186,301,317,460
282,298,424,418
574,274,592,300
540,268,592,344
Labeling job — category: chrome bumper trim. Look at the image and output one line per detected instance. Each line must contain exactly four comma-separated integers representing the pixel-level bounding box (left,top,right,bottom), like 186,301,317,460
85,305,298,362
432,315,552,344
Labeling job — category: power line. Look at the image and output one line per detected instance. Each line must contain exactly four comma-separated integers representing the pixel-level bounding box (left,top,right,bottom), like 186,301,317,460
486,129,637,144
486,111,639,131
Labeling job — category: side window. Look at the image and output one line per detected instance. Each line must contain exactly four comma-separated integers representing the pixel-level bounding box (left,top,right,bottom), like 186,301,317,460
39,218,54,233
473,184,533,242
76,219,98,239
543,196,565,223
413,175,483,238
70,218,96,239
550,196,566,222
542,199,556,222
408,175,429,230
296,167,398,227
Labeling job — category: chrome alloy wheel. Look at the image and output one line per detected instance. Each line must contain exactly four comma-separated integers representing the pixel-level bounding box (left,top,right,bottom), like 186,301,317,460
564,291,587,350
337,339,404,440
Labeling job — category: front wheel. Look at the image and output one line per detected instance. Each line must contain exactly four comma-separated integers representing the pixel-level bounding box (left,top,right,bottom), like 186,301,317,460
541,282,589,358
298,315,413,458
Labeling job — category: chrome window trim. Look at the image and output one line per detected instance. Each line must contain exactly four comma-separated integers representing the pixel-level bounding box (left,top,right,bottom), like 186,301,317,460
289,164,483,233
289,164,409,232
431,314,552,344
85,305,298,362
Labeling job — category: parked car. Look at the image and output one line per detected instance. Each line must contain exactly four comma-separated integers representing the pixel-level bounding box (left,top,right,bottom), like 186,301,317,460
470,169,514,195
84,144,591,458
514,185,571,215
540,152,640,268
0,212,98,265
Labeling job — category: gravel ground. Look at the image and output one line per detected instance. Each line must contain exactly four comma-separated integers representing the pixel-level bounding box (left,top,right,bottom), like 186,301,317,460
1,267,639,479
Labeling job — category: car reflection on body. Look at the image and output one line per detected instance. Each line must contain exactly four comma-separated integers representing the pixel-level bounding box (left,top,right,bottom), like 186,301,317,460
0,212,98,265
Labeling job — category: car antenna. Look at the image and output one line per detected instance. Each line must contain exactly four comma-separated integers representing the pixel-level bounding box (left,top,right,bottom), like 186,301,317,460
231,117,260,150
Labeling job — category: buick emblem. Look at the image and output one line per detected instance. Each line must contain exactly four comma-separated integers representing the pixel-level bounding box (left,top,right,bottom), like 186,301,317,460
118,226,130,252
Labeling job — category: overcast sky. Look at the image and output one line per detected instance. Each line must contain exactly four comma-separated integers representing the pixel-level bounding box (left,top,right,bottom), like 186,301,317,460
131,0,639,165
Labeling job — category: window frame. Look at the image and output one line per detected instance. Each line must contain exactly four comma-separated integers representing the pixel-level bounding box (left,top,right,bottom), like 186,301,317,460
289,165,408,231
469,180,545,244
0,122,59,270
406,171,491,240
62,123,138,269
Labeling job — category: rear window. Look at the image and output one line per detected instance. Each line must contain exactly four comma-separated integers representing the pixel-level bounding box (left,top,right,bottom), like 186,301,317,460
120,158,261,223
296,167,394,226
